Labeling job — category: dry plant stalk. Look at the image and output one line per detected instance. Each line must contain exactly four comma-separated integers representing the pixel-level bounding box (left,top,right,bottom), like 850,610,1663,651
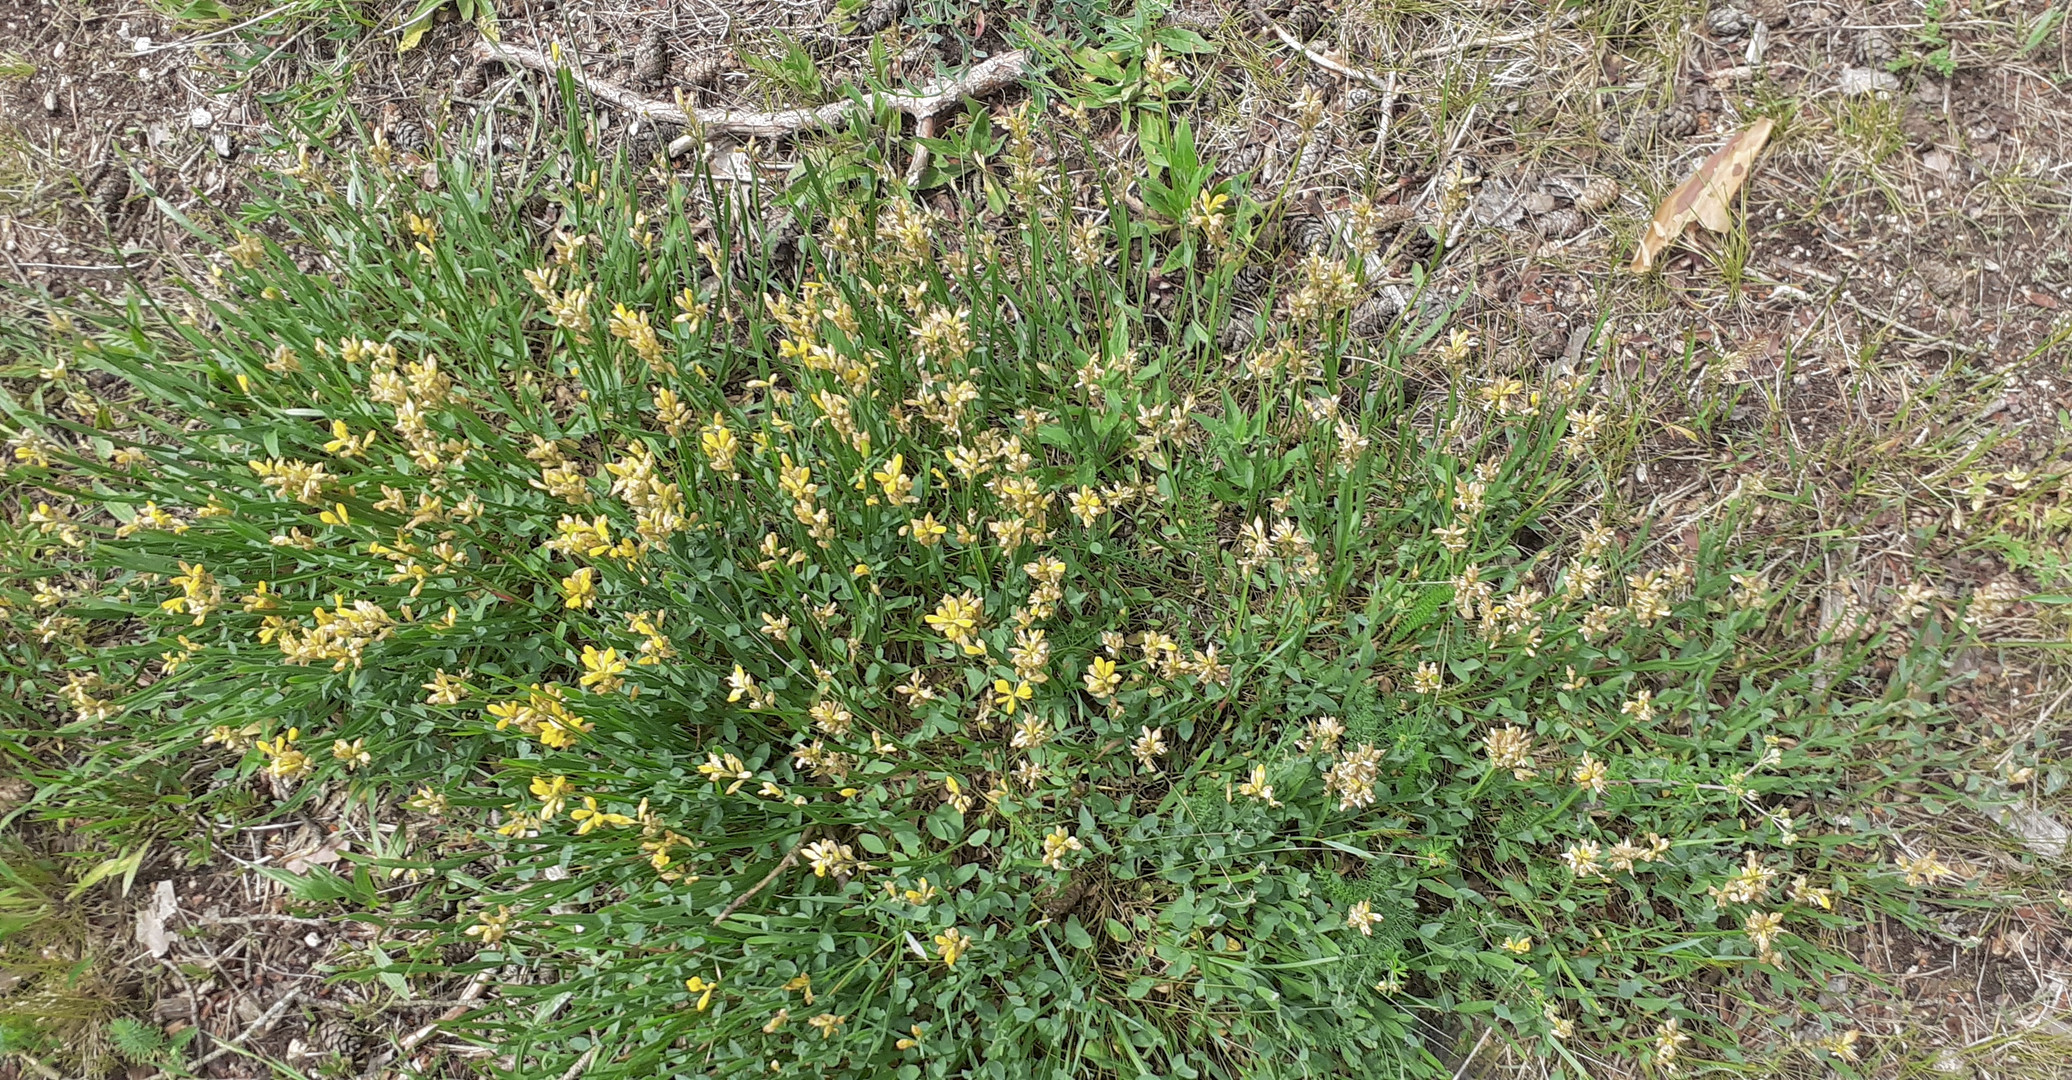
1629,117,1774,273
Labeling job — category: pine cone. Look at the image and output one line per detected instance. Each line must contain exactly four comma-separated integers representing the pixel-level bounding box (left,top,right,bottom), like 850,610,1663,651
798,29,839,59
1705,6,1752,38
1288,211,1334,255
1282,0,1325,41
681,50,734,88
1655,104,1698,140
1165,3,1220,34
1536,207,1586,238
1857,28,1894,67
1350,291,1402,336
386,118,428,156
631,33,670,90
86,163,130,228
1574,176,1619,215
857,0,904,34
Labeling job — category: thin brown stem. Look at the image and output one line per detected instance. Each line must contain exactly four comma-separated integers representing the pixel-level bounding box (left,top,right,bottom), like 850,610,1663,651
711,840,806,926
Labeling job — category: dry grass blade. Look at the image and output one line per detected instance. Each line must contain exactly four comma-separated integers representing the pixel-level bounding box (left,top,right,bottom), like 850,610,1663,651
1628,117,1774,273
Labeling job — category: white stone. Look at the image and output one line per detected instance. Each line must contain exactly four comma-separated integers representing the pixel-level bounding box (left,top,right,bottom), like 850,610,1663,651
1838,67,1900,97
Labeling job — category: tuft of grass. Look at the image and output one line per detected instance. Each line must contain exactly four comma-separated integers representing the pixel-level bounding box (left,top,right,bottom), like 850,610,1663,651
0,81,2007,1080
0,54,35,80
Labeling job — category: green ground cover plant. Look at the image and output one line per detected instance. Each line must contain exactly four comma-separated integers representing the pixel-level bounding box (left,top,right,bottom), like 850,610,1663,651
2,74,1985,1078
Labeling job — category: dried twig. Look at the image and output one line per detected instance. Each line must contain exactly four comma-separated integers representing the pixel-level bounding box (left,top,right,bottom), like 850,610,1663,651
306,995,497,1012
471,40,1029,147
197,912,334,927
1372,69,1399,173
1256,13,1390,90
150,990,301,1079
1258,8,1579,92
905,115,938,187
12,1052,60,1080
1407,13,1583,61
1450,1025,1494,1080
711,841,806,925
557,1043,603,1080
398,969,494,1053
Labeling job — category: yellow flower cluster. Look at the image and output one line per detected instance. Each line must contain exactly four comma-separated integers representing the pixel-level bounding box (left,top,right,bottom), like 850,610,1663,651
160,561,221,625
485,684,594,749
270,596,396,671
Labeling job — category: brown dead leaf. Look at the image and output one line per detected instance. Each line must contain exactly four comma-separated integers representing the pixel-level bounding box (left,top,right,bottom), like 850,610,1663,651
282,831,349,874
1629,117,1775,273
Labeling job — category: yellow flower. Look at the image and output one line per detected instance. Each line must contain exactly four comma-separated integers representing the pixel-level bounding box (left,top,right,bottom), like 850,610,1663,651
1082,656,1121,699
204,723,262,751
464,906,513,944
255,727,311,780
1345,900,1381,935
685,975,718,1012
1237,763,1280,806
407,786,448,815
1572,753,1608,796
1040,826,1083,870
923,591,982,643
698,751,754,793
1499,935,1532,954
422,668,469,705
1131,726,1166,771
1818,1030,1862,1064
560,567,598,609
1898,850,1955,886
570,796,634,835
807,1012,846,1039
699,414,739,475
331,738,370,770
1789,875,1834,911
872,454,916,504
906,511,948,547
726,664,757,703
1067,485,1106,527
992,679,1033,715
531,775,573,818
933,927,972,968
803,839,859,878
578,644,628,693
1744,910,1785,953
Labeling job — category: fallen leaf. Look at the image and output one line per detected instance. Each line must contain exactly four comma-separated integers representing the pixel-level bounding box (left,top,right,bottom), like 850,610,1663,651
283,832,350,874
1629,117,1775,273
137,878,177,958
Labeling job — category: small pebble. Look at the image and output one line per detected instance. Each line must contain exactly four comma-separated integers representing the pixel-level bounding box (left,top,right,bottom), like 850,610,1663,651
190,106,214,129
212,132,236,159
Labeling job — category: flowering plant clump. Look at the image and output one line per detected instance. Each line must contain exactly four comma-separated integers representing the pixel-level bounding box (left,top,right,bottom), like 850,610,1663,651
3,108,1953,1078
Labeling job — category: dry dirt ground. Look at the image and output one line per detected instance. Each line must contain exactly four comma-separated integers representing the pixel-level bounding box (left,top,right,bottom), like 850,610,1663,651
4,0,2072,1075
